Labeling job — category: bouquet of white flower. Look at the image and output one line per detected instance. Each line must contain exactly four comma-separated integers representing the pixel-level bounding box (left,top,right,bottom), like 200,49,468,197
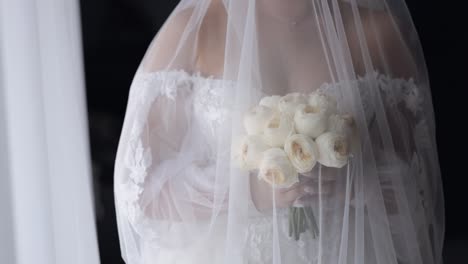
232,89,356,240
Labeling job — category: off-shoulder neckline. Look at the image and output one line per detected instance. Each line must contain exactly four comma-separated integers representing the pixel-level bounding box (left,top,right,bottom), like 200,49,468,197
136,69,415,89
137,69,232,84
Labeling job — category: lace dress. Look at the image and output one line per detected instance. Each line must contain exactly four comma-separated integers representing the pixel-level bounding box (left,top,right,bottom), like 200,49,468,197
116,70,430,264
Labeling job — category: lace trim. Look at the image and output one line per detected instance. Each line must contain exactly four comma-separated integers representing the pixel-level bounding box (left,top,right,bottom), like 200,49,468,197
117,70,428,262
120,71,193,224
193,82,229,131
245,215,274,263
119,70,235,225
319,71,424,120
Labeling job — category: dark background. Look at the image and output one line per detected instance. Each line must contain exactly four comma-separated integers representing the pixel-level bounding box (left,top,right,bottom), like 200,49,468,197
79,1,467,263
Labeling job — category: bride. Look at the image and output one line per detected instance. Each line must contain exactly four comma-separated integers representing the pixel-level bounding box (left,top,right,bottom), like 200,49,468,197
114,0,444,263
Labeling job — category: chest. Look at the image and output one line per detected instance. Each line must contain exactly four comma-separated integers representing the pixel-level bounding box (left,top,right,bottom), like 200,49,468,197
257,34,333,94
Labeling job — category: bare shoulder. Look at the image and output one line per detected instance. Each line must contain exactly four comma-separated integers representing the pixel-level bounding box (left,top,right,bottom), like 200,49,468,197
142,2,227,75
156,6,195,46
358,6,404,51
341,3,418,78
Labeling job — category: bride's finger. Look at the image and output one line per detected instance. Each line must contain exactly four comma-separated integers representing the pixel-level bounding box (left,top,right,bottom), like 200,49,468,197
293,191,331,207
298,174,315,184
303,182,334,195
309,174,338,184
277,182,301,193
281,185,308,202
305,168,340,182
282,178,316,193
294,195,315,206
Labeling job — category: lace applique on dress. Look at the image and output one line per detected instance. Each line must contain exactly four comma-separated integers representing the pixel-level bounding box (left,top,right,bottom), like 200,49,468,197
119,71,194,224
191,74,233,136
245,215,274,263
117,70,428,263
119,70,234,225
245,210,318,264
319,71,425,123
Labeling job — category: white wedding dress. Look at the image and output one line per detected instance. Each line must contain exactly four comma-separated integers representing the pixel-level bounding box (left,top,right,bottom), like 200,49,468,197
116,69,431,264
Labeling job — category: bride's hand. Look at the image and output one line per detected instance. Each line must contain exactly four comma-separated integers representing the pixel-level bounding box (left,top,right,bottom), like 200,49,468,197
249,172,333,212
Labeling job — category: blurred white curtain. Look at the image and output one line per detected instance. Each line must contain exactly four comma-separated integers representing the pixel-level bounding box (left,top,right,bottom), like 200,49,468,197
0,0,100,264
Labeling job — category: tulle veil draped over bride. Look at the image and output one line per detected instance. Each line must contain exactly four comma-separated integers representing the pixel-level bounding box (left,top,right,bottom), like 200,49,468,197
114,0,444,263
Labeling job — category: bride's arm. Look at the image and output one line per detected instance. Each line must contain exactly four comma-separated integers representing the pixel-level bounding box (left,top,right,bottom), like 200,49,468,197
341,4,429,216
114,7,210,224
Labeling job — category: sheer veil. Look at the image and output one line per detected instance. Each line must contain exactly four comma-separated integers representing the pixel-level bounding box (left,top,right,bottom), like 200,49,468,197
114,0,444,263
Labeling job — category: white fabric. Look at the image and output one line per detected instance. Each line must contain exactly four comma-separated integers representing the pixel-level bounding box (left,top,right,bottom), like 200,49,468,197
116,70,436,264
114,1,444,264
0,0,100,263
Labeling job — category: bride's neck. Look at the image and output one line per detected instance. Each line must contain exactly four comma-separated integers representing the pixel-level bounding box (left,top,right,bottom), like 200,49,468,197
258,0,311,21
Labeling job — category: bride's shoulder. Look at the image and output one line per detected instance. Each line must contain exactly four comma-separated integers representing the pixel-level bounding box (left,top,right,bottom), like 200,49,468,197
340,3,418,78
339,2,398,34
155,1,226,46
143,2,226,77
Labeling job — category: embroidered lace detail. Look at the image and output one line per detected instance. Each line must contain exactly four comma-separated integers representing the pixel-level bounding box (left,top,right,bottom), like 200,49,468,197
120,139,152,223
193,81,230,135
245,215,274,263
245,210,318,263
119,71,194,224
117,70,427,262
320,71,425,122
118,70,234,225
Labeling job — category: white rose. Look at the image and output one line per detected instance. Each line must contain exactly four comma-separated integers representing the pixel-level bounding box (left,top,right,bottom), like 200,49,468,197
308,90,338,115
294,104,329,139
258,148,299,188
284,134,319,173
278,92,308,115
316,132,350,168
262,112,295,147
328,114,356,138
232,135,269,170
259,95,282,110
244,105,275,135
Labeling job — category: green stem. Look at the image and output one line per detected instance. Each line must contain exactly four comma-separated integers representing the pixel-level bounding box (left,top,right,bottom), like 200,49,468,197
289,206,320,240
288,207,294,238
305,206,319,238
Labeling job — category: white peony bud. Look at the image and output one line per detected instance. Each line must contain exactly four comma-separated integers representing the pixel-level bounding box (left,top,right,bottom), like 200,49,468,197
244,105,275,135
316,132,350,168
232,135,269,170
278,92,308,115
328,114,356,138
284,134,319,173
259,95,282,110
294,104,328,139
258,148,299,188
308,90,338,115
262,112,295,147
